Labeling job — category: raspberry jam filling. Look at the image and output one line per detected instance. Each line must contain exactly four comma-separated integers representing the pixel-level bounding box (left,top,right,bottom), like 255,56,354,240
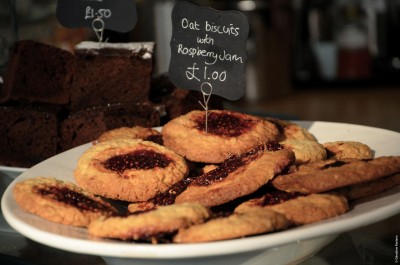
150,176,195,206
103,149,172,173
260,190,303,206
193,143,281,186
36,186,115,213
195,112,255,137
140,143,284,205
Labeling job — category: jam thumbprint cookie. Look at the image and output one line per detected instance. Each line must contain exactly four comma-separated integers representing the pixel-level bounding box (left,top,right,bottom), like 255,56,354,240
264,118,317,142
74,138,189,202
97,126,162,145
280,139,327,165
175,145,295,207
335,173,400,201
162,110,280,163
235,191,349,225
88,203,210,243
173,208,288,243
272,156,400,194
13,177,118,227
323,141,374,160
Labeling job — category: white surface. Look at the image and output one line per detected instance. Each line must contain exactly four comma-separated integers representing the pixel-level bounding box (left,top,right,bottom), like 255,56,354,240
2,121,400,264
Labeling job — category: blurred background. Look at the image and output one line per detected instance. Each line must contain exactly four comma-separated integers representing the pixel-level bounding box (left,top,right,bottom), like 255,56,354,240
1,0,399,131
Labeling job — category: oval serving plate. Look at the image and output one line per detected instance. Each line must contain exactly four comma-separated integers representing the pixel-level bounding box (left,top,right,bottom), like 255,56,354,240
2,121,400,264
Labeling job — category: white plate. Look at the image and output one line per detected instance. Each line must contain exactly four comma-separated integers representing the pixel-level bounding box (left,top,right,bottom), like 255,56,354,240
2,121,400,264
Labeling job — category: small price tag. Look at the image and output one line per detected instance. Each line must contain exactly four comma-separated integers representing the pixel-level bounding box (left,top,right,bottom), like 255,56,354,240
169,1,249,101
56,0,137,33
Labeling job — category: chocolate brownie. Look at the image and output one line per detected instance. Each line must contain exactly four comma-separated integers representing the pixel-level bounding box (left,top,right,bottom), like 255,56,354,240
1,40,73,105
71,41,154,111
0,105,58,167
59,102,160,151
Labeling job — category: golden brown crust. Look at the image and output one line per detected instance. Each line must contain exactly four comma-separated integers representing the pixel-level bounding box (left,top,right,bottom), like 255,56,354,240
173,208,288,243
74,138,189,202
175,148,295,207
235,193,349,225
265,118,317,141
323,141,374,160
127,201,156,213
335,173,400,200
97,126,161,143
272,156,400,194
12,177,117,227
88,203,210,241
280,139,327,165
162,110,280,163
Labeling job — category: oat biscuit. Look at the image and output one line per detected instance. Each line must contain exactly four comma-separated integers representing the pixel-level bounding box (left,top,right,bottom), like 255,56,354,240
272,156,400,194
335,173,400,200
280,139,327,165
175,146,295,207
265,118,317,141
173,208,288,243
235,192,348,225
162,110,280,163
323,141,374,160
88,203,210,242
74,138,189,202
97,126,162,144
13,177,118,227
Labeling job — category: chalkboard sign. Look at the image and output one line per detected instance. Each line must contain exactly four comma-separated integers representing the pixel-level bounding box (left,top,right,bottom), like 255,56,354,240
56,0,137,33
169,1,249,101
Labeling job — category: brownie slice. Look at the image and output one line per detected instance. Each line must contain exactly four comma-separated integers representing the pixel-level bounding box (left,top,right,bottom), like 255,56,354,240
59,101,160,151
0,40,73,105
70,41,154,111
0,105,58,168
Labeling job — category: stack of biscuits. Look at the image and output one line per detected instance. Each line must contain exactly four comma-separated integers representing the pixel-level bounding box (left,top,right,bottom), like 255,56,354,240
12,110,400,243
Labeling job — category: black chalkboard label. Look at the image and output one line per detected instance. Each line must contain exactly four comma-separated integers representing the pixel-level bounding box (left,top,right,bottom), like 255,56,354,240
56,0,137,33
169,1,249,101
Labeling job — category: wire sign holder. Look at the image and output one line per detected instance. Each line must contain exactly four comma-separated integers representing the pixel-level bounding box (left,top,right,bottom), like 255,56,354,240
198,82,213,133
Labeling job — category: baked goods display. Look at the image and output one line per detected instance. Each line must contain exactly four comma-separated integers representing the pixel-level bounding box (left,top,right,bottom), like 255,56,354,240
10,110,400,244
0,41,220,168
